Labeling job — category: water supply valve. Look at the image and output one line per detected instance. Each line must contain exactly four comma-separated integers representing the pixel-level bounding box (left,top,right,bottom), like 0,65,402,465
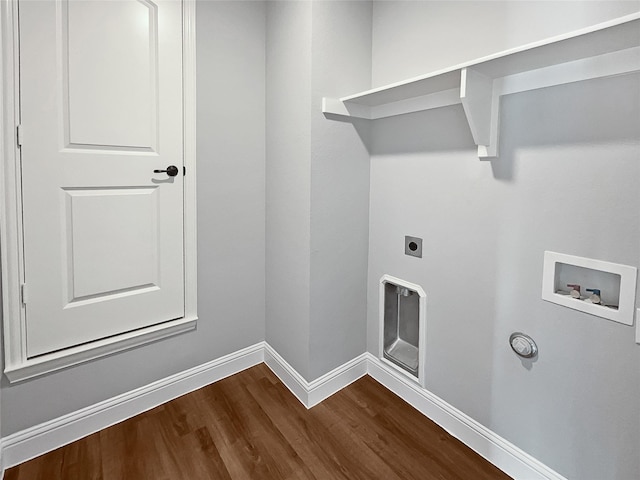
586,288,601,304
567,284,581,299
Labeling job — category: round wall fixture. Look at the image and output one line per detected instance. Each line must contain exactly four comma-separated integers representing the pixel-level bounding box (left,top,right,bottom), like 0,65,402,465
509,332,538,358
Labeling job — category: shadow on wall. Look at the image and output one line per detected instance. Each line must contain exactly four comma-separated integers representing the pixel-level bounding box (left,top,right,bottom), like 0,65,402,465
508,74,640,147
494,73,640,182
369,105,476,156
323,114,374,155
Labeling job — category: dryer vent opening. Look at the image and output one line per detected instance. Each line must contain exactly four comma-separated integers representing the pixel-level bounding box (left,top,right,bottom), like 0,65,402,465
380,276,425,383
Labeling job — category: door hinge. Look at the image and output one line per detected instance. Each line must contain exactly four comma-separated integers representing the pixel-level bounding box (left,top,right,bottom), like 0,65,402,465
21,283,28,305
183,166,186,176
16,124,23,147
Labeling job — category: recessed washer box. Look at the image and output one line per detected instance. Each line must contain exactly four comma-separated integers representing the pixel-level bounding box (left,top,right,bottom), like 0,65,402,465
542,251,637,326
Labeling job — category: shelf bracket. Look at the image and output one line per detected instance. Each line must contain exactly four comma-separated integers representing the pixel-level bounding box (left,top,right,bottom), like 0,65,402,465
460,67,499,159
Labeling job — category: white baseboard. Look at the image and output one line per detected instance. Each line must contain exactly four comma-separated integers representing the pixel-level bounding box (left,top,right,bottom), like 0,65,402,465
0,342,265,470
0,344,565,480
262,344,308,405
263,343,368,408
366,354,567,480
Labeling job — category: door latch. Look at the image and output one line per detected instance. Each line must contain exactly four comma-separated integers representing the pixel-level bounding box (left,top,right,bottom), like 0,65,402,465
153,165,179,177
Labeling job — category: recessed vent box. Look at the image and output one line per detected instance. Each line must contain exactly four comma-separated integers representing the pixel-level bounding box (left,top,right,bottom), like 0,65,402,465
379,275,426,386
542,251,637,326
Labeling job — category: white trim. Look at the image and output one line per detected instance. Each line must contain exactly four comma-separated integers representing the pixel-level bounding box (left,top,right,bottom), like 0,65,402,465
306,354,369,408
182,0,197,322
262,344,308,405
1,343,265,469
1,0,199,382
366,354,568,480
263,343,368,408
0,0,26,379
4,318,197,383
0,345,566,480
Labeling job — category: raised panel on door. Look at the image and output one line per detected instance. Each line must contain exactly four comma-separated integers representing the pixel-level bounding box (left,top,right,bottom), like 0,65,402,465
63,187,160,304
65,0,157,149
20,0,185,357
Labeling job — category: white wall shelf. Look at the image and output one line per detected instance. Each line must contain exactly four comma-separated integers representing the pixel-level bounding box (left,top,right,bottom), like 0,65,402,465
322,13,640,158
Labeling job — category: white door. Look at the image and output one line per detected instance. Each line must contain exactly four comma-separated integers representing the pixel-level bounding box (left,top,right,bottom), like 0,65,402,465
19,0,185,357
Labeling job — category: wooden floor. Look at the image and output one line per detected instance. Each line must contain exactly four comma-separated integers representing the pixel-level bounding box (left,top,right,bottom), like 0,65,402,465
6,364,512,479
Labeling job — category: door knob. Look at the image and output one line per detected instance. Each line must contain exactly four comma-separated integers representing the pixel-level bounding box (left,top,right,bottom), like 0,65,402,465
154,165,179,177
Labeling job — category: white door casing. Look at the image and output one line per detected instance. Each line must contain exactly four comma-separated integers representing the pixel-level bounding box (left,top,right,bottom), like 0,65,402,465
0,0,197,381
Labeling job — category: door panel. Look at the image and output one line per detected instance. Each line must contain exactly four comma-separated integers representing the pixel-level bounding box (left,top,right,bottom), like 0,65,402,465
66,0,157,148
20,0,184,357
63,187,159,302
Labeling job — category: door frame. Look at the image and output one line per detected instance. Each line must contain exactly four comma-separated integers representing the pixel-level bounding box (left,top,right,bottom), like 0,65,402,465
0,0,198,382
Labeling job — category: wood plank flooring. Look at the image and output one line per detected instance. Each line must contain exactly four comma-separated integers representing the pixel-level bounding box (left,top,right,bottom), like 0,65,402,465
6,364,512,479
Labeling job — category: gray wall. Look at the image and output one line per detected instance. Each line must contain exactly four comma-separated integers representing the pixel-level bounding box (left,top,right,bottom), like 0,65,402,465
308,0,371,379
265,0,313,379
265,0,371,381
1,0,267,436
368,2,640,479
